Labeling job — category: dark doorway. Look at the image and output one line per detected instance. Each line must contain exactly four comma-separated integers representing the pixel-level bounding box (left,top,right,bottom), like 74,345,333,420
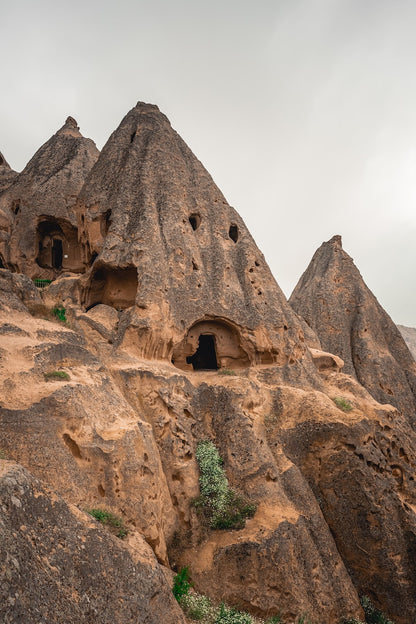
52,238,63,269
186,334,218,370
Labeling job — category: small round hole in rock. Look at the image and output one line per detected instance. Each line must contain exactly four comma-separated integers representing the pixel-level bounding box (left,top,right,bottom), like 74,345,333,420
189,213,201,231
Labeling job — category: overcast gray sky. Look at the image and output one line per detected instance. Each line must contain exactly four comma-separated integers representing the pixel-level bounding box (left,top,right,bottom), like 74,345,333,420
1,0,416,325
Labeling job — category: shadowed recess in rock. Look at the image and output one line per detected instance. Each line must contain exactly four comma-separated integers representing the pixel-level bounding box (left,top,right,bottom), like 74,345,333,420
84,265,138,311
36,217,81,272
172,318,250,371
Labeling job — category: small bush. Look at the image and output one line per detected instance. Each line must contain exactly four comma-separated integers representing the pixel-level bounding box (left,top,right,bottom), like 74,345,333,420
360,596,394,624
44,370,70,381
215,602,254,624
218,368,237,376
340,618,365,624
193,441,256,530
179,592,213,620
173,567,192,601
52,307,67,323
332,396,353,412
265,617,284,624
0,450,8,460
87,508,128,539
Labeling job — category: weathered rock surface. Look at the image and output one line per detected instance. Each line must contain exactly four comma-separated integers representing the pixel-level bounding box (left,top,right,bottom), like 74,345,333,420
0,151,17,195
398,324,416,361
76,102,312,374
0,460,185,624
0,117,99,277
290,235,416,424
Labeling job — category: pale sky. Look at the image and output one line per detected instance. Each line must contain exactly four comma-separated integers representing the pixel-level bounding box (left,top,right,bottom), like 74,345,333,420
1,0,416,326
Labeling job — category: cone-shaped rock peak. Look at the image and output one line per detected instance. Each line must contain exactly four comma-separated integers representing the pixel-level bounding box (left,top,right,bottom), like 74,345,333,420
0,150,18,194
77,102,311,372
290,235,416,421
0,118,99,277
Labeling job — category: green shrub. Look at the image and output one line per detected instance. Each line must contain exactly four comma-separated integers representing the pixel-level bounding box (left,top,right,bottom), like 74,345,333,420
173,567,192,601
179,591,213,620
87,508,128,539
44,370,70,381
0,450,8,460
340,618,365,624
194,441,256,530
52,307,67,323
360,596,394,624
332,396,353,412
265,617,284,624
218,368,237,376
215,603,254,624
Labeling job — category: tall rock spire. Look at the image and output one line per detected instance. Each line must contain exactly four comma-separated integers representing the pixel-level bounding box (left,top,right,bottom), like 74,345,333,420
290,235,416,421
77,102,311,371
0,150,17,194
0,118,99,277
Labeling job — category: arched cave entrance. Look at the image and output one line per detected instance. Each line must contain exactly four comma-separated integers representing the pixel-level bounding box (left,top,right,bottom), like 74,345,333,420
172,318,250,372
186,334,218,370
84,265,138,311
36,218,83,272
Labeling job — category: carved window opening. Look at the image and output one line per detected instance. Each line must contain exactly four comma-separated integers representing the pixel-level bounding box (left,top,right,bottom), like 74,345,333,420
130,131,136,143
186,334,218,370
0,255,5,269
229,224,238,243
189,213,201,231
12,201,20,215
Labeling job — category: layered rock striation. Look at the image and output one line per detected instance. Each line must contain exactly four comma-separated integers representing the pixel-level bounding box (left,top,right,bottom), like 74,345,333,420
290,235,416,424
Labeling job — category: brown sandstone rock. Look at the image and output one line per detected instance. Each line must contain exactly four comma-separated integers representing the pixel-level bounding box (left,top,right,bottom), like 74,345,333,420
0,461,185,624
0,117,99,277
76,102,312,375
290,235,416,423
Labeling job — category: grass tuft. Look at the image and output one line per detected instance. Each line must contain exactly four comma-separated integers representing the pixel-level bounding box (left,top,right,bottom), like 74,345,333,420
332,396,353,412
44,370,70,381
87,508,128,539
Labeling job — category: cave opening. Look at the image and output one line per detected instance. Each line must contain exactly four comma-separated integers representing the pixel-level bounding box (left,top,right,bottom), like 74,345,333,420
186,334,218,370
189,213,201,231
84,265,138,311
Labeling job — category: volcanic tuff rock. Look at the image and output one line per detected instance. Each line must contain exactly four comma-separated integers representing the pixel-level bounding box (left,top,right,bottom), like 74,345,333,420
1,103,416,624
0,117,99,278
0,461,185,624
0,151,17,195
76,102,312,373
290,235,416,424
398,324,416,361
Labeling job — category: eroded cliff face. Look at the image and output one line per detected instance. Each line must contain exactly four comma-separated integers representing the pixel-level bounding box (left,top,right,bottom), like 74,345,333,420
1,104,415,624
0,117,99,278
289,235,416,425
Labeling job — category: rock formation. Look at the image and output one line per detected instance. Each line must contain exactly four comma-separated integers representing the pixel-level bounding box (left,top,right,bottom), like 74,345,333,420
290,235,416,425
1,105,416,624
76,102,311,373
0,151,17,194
398,324,416,361
0,461,185,624
0,117,99,278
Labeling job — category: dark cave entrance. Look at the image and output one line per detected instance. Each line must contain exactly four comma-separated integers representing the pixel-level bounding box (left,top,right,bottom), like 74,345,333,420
186,334,218,370
52,238,63,269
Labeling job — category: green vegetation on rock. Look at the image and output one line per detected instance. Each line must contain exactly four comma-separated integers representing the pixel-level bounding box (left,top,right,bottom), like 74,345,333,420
193,440,256,530
87,508,128,539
